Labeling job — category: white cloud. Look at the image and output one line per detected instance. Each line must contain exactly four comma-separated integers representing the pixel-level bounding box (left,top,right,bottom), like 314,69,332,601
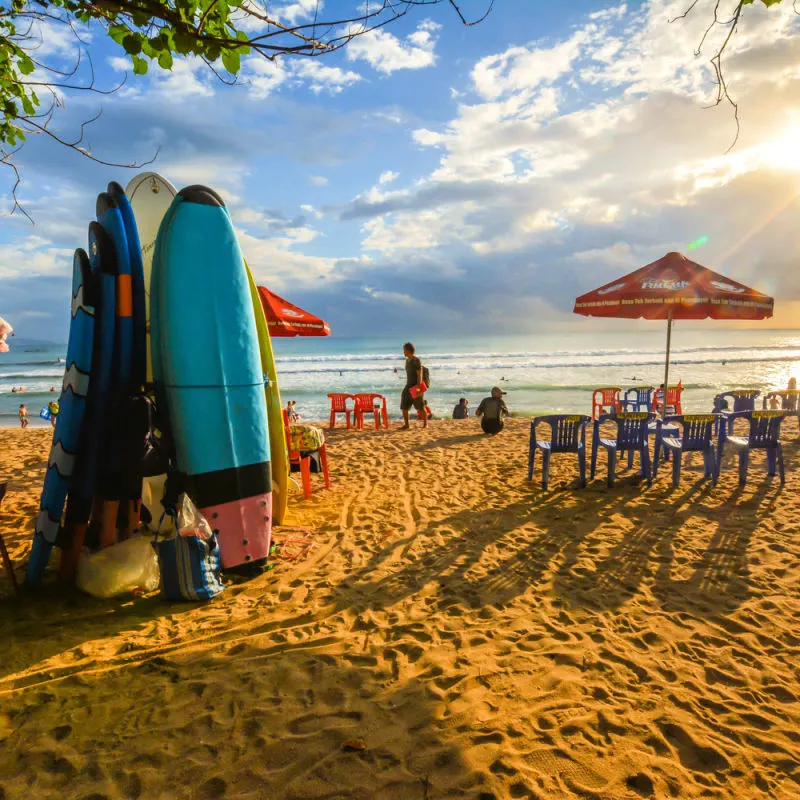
291,60,362,94
309,175,328,186
278,0,322,26
346,19,440,74
378,170,398,185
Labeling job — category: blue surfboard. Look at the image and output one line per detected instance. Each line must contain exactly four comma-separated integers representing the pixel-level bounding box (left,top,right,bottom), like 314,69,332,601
108,181,147,391
60,223,118,576
27,250,95,585
151,186,272,569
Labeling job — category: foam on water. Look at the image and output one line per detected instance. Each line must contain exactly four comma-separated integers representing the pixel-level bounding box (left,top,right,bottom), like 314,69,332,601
2,330,799,425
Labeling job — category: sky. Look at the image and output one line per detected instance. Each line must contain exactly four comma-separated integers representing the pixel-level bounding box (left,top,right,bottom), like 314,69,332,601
2,0,800,342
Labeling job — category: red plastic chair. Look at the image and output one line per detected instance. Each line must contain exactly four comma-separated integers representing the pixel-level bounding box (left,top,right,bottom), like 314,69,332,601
327,393,354,429
284,411,331,500
353,393,388,429
653,382,683,416
0,482,18,595
592,387,621,420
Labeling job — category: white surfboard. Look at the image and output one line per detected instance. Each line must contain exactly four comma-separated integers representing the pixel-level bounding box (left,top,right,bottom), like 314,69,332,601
126,171,178,384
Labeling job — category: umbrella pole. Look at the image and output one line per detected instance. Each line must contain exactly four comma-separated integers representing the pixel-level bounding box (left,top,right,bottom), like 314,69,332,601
662,310,674,419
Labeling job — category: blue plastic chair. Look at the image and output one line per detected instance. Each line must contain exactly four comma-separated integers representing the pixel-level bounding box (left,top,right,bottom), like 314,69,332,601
528,415,590,490
621,386,653,413
762,390,800,412
719,410,786,486
591,412,655,488
654,414,721,487
713,390,760,434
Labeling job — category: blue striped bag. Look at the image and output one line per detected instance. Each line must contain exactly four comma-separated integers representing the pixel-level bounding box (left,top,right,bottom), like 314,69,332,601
155,533,225,601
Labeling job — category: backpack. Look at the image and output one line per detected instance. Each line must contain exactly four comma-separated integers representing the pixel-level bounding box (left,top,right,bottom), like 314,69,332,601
422,365,431,388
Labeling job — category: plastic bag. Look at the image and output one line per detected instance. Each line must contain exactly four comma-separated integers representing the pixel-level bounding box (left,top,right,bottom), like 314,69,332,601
76,534,160,598
177,494,213,540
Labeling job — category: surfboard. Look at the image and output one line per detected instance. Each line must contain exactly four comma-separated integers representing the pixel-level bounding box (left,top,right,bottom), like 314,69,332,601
27,249,95,586
245,262,289,525
108,182,147,391
59,222,119,579
95,192,136,548
151,186,272,569
126,172,177,386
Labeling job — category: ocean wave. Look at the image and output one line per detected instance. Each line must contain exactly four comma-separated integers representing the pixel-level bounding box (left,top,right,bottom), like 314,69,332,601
272,343,800,365
272,352,800,375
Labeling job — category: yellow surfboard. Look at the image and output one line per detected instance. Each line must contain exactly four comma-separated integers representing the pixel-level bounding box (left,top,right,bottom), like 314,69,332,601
245,262,289,525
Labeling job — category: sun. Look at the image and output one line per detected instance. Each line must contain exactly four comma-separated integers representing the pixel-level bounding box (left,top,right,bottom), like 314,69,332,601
758,124,800,172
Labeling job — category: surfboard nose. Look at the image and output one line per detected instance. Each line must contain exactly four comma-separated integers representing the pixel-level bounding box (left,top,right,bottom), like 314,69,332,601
178,185,226,207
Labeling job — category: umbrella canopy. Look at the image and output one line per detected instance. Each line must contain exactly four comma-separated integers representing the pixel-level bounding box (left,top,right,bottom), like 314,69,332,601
0,315,13,353
573,252,774,415
574,251,773,321
256,286,331,337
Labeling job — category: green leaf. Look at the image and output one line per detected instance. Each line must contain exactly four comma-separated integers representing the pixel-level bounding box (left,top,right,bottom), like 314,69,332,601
131,55,148,75
221,49,240,74
157,50,173,70
17,54,35,75
123,34,142,55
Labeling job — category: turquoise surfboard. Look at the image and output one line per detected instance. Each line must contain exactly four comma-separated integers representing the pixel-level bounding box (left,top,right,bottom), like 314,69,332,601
150,186,272,569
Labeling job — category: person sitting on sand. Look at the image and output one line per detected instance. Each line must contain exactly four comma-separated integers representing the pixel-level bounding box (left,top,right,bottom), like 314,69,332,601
452,398,469,419
476,387,509,435
19,404,29,429
400,341,426,430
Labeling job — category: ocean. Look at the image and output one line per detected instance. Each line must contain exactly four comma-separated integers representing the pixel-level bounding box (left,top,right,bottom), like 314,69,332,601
2,329,799,427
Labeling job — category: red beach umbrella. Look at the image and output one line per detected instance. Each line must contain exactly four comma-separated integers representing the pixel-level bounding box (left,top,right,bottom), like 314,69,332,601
257,286,331,337
573,251,773,412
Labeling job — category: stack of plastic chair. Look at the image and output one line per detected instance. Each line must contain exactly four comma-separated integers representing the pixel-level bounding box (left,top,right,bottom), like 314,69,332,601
528,415,590,490
353,393,388,429
653,382,684,416
327,393,354,429
718,410,786,486
0,482,18,595
283,410,331,499
591,387,621,420
591,412,655,488
621,386,654,413
654,414,721,488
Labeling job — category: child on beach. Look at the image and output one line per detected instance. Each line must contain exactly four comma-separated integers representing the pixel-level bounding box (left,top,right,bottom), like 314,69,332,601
47,400,59,428
18,404,29,429
287,400,300,422
476,387,509,435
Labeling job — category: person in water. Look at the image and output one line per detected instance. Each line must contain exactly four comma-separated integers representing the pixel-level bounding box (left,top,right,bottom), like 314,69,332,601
476,387,509,435
18,404,29,429
400,341,426,429
452,398,469,419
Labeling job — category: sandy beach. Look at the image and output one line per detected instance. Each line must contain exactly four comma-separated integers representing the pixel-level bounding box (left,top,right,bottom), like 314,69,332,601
1,419,799,799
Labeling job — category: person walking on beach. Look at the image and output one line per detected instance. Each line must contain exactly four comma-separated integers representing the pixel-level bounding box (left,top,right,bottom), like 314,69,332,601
400,342,426,429
18,404,29,429
47,399,59,428
453,398,469,419
476,387,509,435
